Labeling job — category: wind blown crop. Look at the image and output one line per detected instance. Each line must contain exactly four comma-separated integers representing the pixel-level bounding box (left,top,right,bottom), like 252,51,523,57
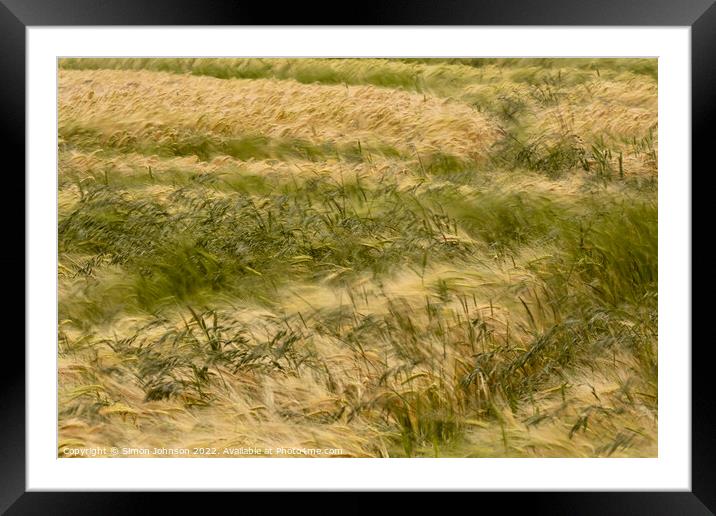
58,58,657,457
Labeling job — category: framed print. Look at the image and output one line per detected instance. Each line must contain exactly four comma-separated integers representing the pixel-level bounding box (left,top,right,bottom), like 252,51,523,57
2,0,711,512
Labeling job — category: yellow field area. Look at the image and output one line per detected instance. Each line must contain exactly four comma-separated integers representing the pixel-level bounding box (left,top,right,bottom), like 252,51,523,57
58,58,658,457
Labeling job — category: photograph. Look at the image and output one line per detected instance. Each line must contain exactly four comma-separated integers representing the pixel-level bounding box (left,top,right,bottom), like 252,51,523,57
56,57,658,459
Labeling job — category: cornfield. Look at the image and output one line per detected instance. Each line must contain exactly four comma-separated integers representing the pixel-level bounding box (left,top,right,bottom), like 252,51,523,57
58,58,657,458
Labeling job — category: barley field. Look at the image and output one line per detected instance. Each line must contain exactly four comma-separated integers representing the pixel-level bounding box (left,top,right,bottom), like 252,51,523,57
58,58,658,458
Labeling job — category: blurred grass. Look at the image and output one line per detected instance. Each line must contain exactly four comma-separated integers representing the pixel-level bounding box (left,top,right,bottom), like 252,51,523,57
57,57,657,458
59,57,657,88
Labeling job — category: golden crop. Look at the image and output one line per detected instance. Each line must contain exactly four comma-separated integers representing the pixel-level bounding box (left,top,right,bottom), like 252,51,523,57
58,58,658,458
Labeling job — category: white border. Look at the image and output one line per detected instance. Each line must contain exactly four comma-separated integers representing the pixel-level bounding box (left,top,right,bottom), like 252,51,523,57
27,27,691,491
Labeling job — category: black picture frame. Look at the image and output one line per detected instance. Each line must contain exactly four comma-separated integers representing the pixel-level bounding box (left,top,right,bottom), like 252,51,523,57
1,0,710,512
